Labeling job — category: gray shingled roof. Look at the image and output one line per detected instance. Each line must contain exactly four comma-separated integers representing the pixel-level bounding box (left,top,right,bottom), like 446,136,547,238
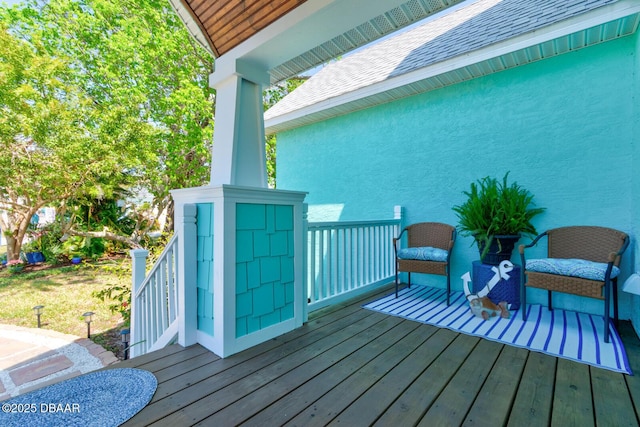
265,0,622,130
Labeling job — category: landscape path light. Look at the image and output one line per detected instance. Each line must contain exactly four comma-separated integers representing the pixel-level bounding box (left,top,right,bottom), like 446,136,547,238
83,311,94,338
33,305,44,328
121,328,130,360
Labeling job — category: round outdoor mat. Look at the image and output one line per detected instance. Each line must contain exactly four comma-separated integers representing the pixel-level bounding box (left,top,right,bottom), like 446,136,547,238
0,368,157,427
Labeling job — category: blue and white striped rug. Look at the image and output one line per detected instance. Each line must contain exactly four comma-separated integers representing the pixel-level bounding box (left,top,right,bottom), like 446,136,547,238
364,285,631,374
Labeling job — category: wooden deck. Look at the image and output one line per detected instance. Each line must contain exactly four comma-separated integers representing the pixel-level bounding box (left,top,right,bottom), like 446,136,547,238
116,284,640,426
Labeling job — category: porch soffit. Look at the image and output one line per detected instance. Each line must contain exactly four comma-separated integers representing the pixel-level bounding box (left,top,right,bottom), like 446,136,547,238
264,0,640,135
169,0,466,84
173,0,307,58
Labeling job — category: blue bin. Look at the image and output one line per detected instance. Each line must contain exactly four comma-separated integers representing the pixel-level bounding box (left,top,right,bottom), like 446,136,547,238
472,261,521,310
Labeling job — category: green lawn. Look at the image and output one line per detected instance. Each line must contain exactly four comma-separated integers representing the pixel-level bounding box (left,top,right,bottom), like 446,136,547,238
0,261,127,339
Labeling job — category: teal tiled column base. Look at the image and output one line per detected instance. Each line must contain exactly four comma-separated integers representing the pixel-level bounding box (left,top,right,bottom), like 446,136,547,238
196,203,214,336
235,203,295,337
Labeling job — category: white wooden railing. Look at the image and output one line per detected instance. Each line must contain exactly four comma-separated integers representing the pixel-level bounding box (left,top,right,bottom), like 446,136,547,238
130,234,179,357
306,217,401,310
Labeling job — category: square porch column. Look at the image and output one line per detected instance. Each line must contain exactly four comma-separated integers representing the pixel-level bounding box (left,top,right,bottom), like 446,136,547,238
169,58,307,357
171,185,307,357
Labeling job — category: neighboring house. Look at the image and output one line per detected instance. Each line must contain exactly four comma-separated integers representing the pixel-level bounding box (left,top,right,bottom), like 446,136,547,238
265,0,640,327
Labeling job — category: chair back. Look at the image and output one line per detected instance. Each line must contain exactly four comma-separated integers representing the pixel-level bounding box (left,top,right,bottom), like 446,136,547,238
406,222,455,250
547,226,628,265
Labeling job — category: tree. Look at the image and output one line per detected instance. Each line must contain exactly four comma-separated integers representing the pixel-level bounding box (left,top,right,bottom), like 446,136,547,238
1,0,305,260
0,20,156,260
263,77,306,188
0,0,214,258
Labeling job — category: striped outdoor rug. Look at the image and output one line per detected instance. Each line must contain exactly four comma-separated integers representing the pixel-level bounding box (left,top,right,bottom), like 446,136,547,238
364,285,631,374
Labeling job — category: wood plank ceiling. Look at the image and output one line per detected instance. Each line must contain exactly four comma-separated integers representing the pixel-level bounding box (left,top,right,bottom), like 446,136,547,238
182,0,308,57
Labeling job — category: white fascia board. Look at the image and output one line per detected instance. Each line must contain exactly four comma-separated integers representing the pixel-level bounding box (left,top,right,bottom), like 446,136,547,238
265,0,640,133
168,0,215,57
216,0,418,72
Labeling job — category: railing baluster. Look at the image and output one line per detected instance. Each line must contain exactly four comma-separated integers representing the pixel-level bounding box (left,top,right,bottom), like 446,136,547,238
384,225,390,278
310,230,317,303
159,260,167,332
326,229,332,298
339,228,345,295
370,226,375,282
332,229,338,297
344,227,353,292
167,248,176,323
374,226,380,281
376,225,382,281
144,287,151,352
368,225,373,283
151,275,158,342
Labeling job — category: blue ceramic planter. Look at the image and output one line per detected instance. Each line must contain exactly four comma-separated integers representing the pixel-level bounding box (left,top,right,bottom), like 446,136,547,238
25,251,45,264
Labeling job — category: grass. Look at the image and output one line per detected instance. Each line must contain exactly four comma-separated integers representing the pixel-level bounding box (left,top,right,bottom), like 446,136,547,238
0,259,127,340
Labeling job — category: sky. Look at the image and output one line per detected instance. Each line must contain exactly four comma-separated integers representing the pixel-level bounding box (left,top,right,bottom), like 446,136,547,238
2,0,22,6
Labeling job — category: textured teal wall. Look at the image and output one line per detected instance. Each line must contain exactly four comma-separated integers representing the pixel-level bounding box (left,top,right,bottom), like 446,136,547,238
629,29,640,328
277,35,637,315
196,203,214,336
236,203,295,337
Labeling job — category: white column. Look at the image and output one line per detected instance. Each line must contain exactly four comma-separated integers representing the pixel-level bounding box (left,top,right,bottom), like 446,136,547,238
129,249,148,358
209,59,270,188
177,203,198,347
394,205,404,235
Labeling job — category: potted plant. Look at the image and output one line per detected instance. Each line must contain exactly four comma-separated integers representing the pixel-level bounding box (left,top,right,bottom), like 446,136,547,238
452,172,545,265
23,233,45,264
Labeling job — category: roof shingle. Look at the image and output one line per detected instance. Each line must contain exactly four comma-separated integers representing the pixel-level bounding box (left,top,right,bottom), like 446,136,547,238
265,0,618,122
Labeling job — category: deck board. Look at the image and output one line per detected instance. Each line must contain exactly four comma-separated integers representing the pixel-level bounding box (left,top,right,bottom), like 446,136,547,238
118,284,640,426
507,351,556,426
371,328,463,426
591,367,637,427
552,358,593,426
419,338,503,427
463,344,528,426
319,323,435,426
152,350,220,383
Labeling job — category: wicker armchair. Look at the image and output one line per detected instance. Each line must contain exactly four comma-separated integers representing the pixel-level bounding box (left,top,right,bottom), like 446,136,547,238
519,226,629,343
393,222,456,304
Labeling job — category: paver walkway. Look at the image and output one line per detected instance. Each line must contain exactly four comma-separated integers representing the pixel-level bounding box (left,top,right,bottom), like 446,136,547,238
0,324,118,400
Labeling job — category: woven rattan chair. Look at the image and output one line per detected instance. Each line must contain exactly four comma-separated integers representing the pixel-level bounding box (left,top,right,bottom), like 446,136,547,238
519,226,629,343
393,222,456,304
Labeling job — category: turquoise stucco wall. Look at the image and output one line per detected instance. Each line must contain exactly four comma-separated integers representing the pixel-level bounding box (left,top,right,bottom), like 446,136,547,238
196,203,214,335
235,203,296,337
277,35,637,316
629,28,640,329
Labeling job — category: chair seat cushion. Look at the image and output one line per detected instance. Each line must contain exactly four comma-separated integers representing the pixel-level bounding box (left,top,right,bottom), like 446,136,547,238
526,258,620,281
397,247,448,262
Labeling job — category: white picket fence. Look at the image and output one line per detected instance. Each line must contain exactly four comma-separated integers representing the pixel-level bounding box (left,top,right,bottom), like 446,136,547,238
306,218,401,310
